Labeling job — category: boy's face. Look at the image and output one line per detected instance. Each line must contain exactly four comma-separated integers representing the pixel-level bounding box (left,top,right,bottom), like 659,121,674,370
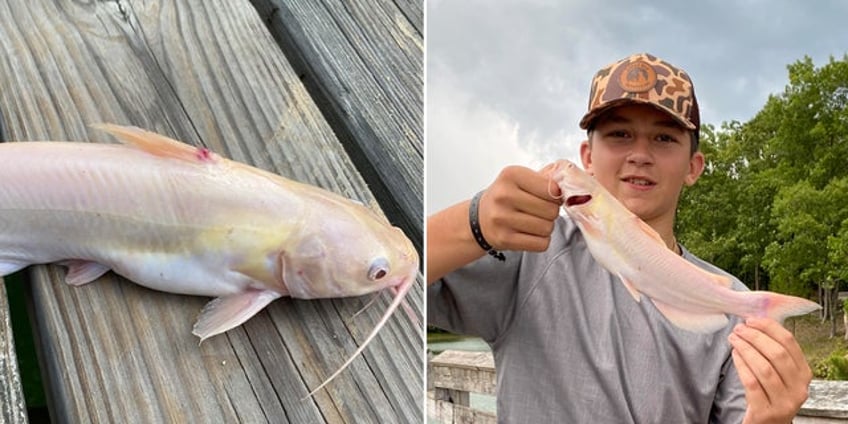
580,103,704,227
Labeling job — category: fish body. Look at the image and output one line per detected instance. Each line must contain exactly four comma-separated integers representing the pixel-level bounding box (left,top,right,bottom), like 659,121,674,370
552,159,820,333
0,124,419,393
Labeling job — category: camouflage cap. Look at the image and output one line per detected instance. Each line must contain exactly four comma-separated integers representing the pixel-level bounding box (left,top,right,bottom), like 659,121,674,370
579,53,700,133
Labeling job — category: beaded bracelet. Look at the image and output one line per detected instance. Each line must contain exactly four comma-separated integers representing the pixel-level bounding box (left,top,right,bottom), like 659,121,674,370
469,190,505,261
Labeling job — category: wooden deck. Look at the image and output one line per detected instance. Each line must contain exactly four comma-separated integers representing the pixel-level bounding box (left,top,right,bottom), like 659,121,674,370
0,0,422,422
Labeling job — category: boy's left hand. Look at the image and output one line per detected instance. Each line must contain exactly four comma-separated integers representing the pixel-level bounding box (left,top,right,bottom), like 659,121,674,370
729,317,812,424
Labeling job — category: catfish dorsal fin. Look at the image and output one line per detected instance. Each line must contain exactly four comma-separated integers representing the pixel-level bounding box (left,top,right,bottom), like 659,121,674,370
91,123,219,164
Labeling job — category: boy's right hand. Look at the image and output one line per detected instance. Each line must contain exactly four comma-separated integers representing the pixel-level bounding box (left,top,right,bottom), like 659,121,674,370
476,164,563,252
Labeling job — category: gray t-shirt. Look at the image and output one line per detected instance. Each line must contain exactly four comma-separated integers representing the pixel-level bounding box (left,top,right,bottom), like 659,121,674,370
428,216,747,423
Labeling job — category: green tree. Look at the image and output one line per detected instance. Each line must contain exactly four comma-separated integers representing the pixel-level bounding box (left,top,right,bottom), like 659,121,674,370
677,124,743,273
763,181,831,297
678,54,848,313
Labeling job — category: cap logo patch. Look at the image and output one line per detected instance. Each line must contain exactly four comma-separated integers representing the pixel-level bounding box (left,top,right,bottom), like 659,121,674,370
618,60,656,93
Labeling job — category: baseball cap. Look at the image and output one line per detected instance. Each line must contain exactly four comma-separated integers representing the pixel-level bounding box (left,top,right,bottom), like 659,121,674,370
579,53,700,135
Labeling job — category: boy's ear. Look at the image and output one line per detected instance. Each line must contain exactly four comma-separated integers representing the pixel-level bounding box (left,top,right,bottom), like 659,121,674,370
579,140,593,175
685,151,705,186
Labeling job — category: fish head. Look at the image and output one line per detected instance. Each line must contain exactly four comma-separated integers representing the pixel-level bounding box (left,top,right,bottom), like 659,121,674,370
552,159,599,213
284,198,421,398
279,199,419,300
551,159,609,237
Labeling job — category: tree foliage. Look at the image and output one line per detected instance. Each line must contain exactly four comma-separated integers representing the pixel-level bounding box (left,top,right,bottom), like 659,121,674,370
677,55,848,299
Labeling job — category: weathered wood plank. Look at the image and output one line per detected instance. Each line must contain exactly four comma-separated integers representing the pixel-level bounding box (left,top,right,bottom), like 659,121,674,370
0,0,422,422
251,0,424,252
393,0,423,35
0,279,28,424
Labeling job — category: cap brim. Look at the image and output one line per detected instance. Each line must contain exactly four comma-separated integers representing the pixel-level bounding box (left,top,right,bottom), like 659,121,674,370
579,98,697,131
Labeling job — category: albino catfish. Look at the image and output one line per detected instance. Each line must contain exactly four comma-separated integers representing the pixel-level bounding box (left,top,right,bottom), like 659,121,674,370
551,159,820,333
0,124,419,396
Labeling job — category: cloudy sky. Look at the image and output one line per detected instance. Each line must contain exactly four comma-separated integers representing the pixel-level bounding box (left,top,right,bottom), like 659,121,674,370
426,0,848,213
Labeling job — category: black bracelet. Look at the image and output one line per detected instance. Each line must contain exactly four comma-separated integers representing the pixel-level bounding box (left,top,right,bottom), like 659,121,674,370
470,190,505,261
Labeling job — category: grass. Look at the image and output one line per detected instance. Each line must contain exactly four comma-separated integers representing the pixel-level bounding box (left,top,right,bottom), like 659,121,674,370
427,331,467,344
790,313,848,379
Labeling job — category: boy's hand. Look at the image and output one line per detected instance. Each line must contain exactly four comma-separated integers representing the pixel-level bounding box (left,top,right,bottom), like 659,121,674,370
477,164,563,252
729,317,811,424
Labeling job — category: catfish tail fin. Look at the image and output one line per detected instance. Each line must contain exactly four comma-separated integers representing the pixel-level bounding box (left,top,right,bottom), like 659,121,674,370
757,292,821,323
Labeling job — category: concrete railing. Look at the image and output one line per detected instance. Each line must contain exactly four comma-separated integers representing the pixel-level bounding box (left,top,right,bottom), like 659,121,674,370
428,350,848,423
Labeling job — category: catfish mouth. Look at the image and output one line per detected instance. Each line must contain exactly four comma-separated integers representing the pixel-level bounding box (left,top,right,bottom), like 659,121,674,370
565,194,592,207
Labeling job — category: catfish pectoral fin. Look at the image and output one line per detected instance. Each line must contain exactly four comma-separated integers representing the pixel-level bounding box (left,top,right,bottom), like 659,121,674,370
192,289,282,343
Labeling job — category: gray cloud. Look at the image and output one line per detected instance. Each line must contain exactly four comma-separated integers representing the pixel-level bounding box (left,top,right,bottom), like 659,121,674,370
426,0,848,212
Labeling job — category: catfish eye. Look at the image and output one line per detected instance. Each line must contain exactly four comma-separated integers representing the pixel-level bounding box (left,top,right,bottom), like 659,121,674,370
368,257,390,281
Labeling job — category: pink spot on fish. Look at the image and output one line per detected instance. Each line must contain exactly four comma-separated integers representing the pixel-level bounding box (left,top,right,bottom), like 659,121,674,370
196,147,212,162
756,296,770,317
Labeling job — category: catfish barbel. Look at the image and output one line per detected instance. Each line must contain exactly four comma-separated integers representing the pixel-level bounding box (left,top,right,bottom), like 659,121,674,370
0,124,419,396
552,159,819,333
